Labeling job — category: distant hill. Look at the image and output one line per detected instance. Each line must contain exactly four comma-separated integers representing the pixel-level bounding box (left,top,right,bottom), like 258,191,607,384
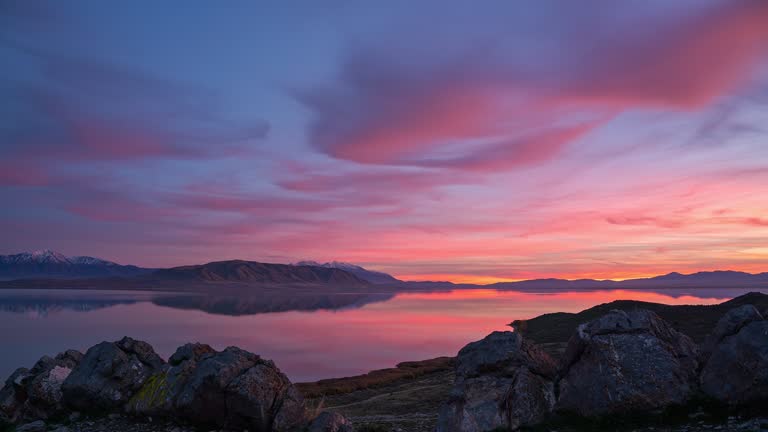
487,270,768,290
151,260,370,286
294,260,401,284
0,251,765,292
0,249,151,280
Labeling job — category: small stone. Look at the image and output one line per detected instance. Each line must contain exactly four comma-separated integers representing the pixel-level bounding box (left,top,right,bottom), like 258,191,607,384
16,420,47,432
69,411,82,421
108,412,121,419
51,427,71,432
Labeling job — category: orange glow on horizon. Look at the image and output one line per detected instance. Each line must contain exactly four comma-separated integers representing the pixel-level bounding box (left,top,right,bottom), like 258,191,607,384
396,265,767,285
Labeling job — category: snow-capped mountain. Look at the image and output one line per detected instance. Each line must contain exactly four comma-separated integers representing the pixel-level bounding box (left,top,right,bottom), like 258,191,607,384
0,249,71,265
0,250,151,280
294,260,401,284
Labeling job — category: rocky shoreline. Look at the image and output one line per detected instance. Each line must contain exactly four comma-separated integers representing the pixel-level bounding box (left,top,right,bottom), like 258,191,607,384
2,293,767,432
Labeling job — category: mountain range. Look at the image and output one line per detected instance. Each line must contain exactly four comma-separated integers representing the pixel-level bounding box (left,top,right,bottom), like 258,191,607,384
0,250,151,280
151,260,370,286
0,250,766,291
487,270,768,290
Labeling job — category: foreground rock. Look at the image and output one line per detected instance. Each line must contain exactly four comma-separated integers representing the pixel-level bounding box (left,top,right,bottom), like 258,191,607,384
437,331,557,432
128,343,307,431
557,309,699,417
61,337,165,412
2,338,348,432
699,304,764,363
0,350,82,424
700,306,768,405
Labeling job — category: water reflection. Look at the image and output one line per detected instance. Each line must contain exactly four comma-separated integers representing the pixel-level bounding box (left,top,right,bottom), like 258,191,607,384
152,292,394,315
0,291,148,317
0,290,394,316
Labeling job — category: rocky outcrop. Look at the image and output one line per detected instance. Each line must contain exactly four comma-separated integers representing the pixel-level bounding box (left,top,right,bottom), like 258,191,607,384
61,337,164,411
700,306,768,405
127,343,307,431
556,309,699,417
700,304,763,362
0,350,82,424
437,331,557,432
436,305,768,432
2,338,329,431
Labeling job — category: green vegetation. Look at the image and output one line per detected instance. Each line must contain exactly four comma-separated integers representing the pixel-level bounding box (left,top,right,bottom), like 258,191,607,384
127,371,170,412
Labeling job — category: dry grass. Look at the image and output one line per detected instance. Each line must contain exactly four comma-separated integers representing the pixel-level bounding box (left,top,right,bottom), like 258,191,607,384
296,356,455,398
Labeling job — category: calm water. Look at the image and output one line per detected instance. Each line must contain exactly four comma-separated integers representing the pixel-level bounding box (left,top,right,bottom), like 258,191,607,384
0,287,760,382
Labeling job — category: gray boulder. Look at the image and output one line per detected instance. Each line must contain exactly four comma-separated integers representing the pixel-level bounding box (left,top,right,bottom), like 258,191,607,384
307,411,354,432
128,344,306,431
0,367,30,425
700,307,768,405
556,309,699,417
0,350,82,424
126,343,216,416
437,331,557,432
62,337,164,411
700,305,763,363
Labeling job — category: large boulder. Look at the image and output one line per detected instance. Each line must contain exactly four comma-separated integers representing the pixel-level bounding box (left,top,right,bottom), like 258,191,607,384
62,337,164,411
0,350,82,424
0,368,30,425
126,342,216,416
700,305,763,363
437,331,557,432
556,309,699,417
700,307,768,405
128,343,306,431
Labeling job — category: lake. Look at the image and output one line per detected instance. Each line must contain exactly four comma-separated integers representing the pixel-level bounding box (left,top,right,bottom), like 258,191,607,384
0,287,761,382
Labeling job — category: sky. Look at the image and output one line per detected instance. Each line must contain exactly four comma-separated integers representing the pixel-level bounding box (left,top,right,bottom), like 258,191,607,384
1,0,767,283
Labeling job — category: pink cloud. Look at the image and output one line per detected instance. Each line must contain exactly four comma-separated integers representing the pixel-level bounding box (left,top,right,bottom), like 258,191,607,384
566,0,768,108
407,122,601,172
734,217,768,227
300,1,768,173
604,215,685,229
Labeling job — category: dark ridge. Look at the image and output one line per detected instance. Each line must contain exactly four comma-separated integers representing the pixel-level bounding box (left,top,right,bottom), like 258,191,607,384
150,260,370,286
